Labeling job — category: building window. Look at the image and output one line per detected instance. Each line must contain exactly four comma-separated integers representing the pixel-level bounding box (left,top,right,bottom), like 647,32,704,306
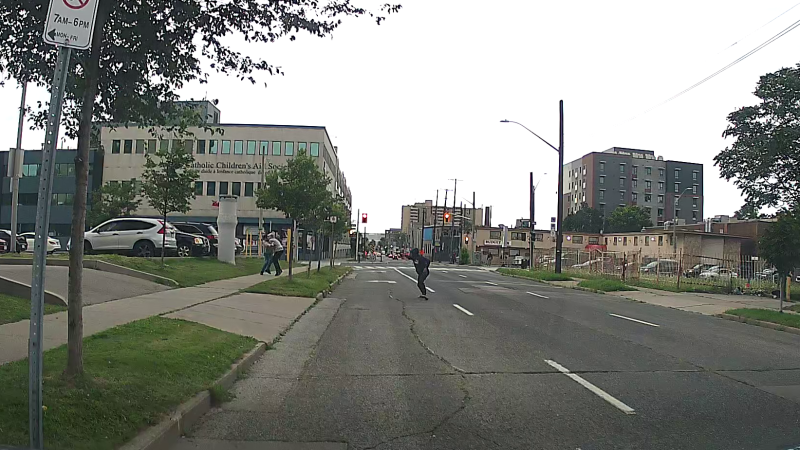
599,190,605,200
645,180,651,190
599,176,605,185
604,237,608,245
22,164,40,177
692,184,698,195
234,140,243,155
55,163,75,177
674,169,680,178
246,141,256,155
632,192,638,202
147,139,156,153
185,140,194,154
658,195,664,204
135,139,146,154
634,236,639,246
209,140,218,154
675,209,681,217
310,142,320,157
194,181,203,196
633,179,638,188
298,142,307,155
692,198,698,208
599,161,605,172
123,140,133,153
599,202,606,210
259,141,269,155
573,235,584,244
658,181,664,192
692,210,698,220
221,140,231,154
619,178,625,187
197,140,206,154
632,166,638,176
283,142,294,156
219,182,229,195
232,182,241,196
159,140,169,152
511,232,527,241
692,171,698,181
620,191,625,200
172,139,184,153
674,183,680,193
644,207,652,215
490,230,501,239
623,236,628,246
659,168,664,178
658,236,664,246
657,208,664,216
644,194,652,202
244,182,254,197
111,140,121,154
51,193,74,206
207,182,216,196
589,237,599,245
272,141,281,156
645,166,652,175
535,233,543,241
619,164,625,173
613,237,618,245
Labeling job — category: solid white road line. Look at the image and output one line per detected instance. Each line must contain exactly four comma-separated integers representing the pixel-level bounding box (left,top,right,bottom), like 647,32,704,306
544,359,636,415
609,313,660,327
459,275,468,278
367,280,396,284
526,291,549,299
393,268,436,293
485,281,498,286
453,304,474,316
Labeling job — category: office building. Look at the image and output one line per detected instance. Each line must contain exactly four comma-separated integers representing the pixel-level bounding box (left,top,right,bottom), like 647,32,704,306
562,147,703,226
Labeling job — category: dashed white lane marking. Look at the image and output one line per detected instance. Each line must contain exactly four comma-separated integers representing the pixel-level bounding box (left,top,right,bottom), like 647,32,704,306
609,313,660,327
354,266,363,269
485,281,498,286
367,280,396,284
441,270,449,273
393,268,435,293
544,359,636,415
453,304,474,316
459,275,468,278
527,291,549,299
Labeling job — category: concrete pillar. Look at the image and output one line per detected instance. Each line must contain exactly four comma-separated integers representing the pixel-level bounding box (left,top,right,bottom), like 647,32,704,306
217,196,238,265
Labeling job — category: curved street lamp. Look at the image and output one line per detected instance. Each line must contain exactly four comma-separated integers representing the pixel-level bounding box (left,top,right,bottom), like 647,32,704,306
501,100,565,273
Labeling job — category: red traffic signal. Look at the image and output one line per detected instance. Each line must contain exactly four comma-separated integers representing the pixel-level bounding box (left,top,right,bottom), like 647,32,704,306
443,212,451,223
361,213,368,224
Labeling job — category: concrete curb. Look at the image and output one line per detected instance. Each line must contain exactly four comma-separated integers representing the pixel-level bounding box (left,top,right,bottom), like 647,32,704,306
0,275,66,306
119,342,267,450
0,257,179,287
716,313,800,336
316,268,353,300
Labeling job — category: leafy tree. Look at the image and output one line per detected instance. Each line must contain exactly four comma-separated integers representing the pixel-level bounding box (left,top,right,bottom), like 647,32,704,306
563,203,605,233
759,211,800,304
459,246,470,265
141,146,199,267
87,182,141,228
733,202,762,220
606,205,652,233
0,0,399,377
257,150,330,279
716,64,800,210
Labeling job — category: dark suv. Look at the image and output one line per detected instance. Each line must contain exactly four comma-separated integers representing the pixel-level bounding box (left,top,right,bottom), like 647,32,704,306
0,229,28,253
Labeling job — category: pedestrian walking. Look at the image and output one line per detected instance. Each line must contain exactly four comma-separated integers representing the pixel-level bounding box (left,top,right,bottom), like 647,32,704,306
409,248,430,300
261,232,284,276
260,235,274,275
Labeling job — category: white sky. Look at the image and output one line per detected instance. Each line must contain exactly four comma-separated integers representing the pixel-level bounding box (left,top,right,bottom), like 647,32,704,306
2,0,799,232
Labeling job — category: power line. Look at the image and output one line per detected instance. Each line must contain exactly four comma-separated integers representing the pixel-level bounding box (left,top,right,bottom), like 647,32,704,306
718,1,800,54
636,17,800,118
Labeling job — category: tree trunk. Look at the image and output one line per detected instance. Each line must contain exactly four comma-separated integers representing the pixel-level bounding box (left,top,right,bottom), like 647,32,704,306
161,184,168,267
317,230,322,273
288,220,294,280
66,5,107,377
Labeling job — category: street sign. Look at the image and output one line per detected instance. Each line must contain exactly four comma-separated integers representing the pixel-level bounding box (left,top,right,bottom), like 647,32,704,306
329,216,338,223
42,0,100,49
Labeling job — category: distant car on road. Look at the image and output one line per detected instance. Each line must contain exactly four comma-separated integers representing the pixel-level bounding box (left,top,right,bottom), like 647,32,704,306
640,259,678,275
72,217,177,257
683,263,716,278
699,266,738,279
0,229,27,253
19,232,61,254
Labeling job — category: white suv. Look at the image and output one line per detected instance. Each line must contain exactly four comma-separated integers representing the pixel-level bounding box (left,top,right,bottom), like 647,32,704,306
79,218,177,257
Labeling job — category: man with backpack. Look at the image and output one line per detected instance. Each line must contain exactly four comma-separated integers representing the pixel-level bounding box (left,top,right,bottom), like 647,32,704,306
409,248,430,300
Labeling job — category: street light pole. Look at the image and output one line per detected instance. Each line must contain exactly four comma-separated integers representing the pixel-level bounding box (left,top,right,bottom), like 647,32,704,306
500,99,565,273
673,187,693,254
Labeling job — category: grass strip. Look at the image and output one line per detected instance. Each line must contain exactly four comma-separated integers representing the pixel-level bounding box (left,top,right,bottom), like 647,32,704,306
0,316,255,450
245,266,351,297
91,255,267,287
577,279,636,292
497,268,573,282
0,294,67,325
725,308,800,329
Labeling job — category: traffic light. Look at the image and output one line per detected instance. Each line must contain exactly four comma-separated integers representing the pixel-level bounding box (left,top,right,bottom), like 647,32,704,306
443,212,451,224
464,235,469,244
361,213,368,224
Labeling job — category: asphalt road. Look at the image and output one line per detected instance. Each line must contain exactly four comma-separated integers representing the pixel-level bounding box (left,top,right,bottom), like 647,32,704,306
0,265,169,305
176,259,800,450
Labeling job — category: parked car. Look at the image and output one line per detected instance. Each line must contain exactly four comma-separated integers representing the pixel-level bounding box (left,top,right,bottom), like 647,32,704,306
0,229,28,253
0,239,7,253
71,218,177,257
640,259,678,275
572,258,605,269
683,263,716,278
19,232,61,254
699,266,739,279
172,222,243,256
175,229,210,257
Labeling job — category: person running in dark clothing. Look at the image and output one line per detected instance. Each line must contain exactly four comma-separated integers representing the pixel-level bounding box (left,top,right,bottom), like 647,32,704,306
410,248,430,300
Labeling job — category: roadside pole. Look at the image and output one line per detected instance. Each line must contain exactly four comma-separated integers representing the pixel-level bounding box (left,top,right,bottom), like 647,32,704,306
10,83,27,253
258,146,265,257
529,172,535,270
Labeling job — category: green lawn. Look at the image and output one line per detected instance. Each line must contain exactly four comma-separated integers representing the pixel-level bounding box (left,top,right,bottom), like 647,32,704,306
0,294,67,325
0,317,255,450
627,278,728,294
497,268,573,282
91,255,270,287
577,279,636,292
725,308,800,329
245,266,351,297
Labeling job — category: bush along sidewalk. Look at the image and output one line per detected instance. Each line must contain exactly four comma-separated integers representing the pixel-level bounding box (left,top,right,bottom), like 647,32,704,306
245,266,351,298
496,268,573,282
0,317,256,450
577,279,637,292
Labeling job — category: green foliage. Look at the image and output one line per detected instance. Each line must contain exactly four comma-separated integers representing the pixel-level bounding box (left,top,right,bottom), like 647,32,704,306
141,146,199,218
459,246,470,265
563,202,605,233
89,255,270,287
577,279,636,292
726,308,800,329
606,205,652,233
497,268,573,282
257,151,331,229
87,182,141,228
759,211,800,278
733,202,763,220
245,266,351,297
0,294,66,325
716,64,800,210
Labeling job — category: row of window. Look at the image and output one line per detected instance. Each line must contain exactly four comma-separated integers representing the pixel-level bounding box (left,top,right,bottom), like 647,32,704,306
605,235,666,247
20,163,76,177
598,162,699,181
195,181,258,198
111,139,321,157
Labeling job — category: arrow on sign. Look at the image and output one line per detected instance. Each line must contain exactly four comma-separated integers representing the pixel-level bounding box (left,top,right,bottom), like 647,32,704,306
367,280,396,284
47,29,56,40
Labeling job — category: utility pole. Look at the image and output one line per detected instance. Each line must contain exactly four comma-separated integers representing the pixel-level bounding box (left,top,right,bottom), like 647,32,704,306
530,172,535,269
472,191,476,264
431,190,439,261
258,142,266,256
355,208,360,262
421,208,426,251
441,189,449,261
10,83,27,253
555,100,565,274
448,178,461,263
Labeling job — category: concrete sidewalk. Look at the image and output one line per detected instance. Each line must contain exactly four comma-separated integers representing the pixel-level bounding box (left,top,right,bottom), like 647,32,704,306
0,272,282,365
606,286,789,315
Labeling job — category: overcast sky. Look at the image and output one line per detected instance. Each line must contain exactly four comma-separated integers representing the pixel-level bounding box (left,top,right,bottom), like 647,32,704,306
2,0,799,232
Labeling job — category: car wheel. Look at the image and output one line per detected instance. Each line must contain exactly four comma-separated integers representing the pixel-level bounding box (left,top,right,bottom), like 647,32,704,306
83,241,93,255
133,240,156,258
177,244,192,257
